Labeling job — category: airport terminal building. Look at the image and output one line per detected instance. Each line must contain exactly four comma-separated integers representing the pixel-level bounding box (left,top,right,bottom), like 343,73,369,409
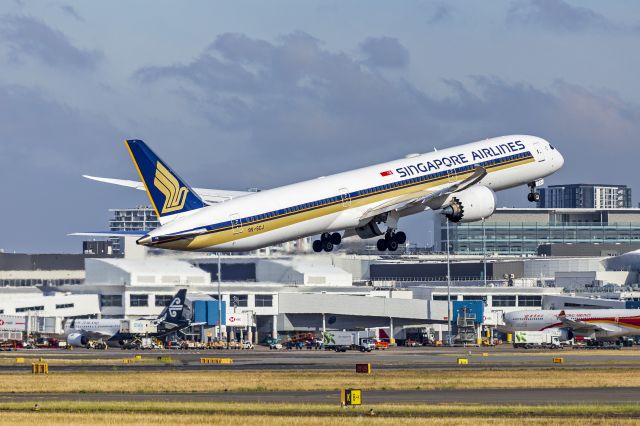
436,208,640,256
5,237,640,344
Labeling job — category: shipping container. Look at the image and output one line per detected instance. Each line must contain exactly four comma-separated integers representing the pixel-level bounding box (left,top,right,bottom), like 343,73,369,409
120,319,158,334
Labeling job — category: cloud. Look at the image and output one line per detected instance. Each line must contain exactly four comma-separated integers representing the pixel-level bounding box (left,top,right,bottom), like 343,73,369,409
59,5,83,21
0,14,100,68
507,0,619,33
135,32,438,180
359,36,410,68
428,2,453,24
134,32,640,198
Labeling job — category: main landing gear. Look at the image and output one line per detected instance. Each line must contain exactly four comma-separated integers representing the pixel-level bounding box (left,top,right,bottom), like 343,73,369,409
312,232,342,253
376,231,406,252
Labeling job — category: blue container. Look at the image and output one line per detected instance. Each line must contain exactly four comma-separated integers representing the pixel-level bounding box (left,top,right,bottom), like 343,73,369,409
452,301,484,324
193,300,207,324
625,301,640,309
206,300,226,326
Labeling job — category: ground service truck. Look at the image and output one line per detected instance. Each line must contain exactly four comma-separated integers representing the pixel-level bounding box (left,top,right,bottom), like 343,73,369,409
323,331,375,352
513,330,563,349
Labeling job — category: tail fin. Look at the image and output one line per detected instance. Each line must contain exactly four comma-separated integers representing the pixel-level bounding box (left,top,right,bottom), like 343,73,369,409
157,289,187,325
125,140,205,223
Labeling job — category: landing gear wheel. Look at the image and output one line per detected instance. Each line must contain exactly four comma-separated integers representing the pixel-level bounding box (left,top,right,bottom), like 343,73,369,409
394,231,407,245
312,240,323,253
387,240,399,251
322,240,334,252
527,192,540,202
330,232,342,245
377,239,388,251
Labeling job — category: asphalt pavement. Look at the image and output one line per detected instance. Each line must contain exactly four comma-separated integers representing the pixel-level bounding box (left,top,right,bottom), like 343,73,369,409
0,387,638,405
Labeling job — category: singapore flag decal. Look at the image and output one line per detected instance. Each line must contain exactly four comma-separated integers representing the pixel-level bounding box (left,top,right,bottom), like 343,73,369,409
380,170,393,177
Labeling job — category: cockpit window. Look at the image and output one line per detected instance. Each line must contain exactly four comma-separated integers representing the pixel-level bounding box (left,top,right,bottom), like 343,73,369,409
549,144,556,150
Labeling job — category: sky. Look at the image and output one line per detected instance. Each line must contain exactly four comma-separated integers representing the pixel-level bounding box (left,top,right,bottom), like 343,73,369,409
1,0,640,253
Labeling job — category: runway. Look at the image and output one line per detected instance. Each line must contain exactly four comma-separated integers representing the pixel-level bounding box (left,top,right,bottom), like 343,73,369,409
0,387,638,405
2,346,640,372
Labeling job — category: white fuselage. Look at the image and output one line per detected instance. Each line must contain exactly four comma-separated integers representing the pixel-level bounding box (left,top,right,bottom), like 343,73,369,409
504,309,640,339
64,319,121,339
144,135,563,251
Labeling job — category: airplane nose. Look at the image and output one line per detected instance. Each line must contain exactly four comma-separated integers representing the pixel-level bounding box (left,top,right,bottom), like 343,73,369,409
556,150,565,169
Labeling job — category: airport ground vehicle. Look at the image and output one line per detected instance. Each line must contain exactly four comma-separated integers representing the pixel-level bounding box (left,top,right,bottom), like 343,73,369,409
323,331,375,352
513,330,563,349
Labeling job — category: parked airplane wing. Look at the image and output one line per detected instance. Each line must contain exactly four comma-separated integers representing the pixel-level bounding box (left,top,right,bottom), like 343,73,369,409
83,175,253,204
78,330,114,340
557,311,615,333
358,166,488,222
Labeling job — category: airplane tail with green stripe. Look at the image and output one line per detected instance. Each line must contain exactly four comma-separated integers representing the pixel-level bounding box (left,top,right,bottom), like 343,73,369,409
125,139,206,223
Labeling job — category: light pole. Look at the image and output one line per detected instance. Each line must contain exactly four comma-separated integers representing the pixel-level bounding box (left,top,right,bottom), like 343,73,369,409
482,217,487,287
217,253,222,340
446,217,452,346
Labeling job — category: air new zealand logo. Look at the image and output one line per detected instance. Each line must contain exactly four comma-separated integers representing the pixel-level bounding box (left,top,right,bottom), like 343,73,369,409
168,297,183,318
154,161,188,214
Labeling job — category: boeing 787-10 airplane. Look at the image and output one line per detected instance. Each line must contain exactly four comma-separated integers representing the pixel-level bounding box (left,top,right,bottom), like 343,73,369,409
78,135,563,252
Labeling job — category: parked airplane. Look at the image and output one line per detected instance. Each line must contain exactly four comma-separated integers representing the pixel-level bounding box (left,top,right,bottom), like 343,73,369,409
65,289,189,347
79,135,563,252
503,309,640,341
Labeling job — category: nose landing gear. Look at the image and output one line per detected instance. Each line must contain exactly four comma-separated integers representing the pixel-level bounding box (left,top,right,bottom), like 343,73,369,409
312,232,342,252
527,181,542,203
376,231,406,252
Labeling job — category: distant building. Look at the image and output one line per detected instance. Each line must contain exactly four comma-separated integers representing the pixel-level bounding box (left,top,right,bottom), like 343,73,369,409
538,184,632,209
109,207,160,254
82,240,114,256
435,208,640,255
0,253,86,287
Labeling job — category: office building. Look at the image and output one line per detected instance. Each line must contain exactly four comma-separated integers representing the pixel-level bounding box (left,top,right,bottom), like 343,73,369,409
109,207,160,254
538,184,632,209
436,208,640,255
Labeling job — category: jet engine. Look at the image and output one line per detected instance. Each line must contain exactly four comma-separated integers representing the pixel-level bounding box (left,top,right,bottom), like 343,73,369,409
441,185,497,223
557,328,574,342
355,219,386,239
67,333,89,347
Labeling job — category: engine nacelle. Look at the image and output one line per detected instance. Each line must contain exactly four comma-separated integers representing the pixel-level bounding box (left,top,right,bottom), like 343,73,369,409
441,185,497,223
67,333,89,347
558,328,574,342
355,220,386,239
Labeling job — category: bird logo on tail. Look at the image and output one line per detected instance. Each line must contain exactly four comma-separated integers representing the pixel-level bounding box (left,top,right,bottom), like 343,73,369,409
154,161,189,214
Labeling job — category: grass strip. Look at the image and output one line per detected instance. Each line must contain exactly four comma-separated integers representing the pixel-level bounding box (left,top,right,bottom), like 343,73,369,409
2,412,639,426
0,368,639,393
0,401,639,418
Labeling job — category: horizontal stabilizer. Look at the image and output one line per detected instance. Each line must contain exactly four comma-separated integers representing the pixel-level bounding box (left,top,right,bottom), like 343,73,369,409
69,231,148,238
83,175,252,204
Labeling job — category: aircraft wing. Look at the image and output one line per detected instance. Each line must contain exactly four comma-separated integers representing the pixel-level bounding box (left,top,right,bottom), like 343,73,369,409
358,166,487,222
83,175,253,204
558,317,602,331
557,312,615,333
73,330,114,340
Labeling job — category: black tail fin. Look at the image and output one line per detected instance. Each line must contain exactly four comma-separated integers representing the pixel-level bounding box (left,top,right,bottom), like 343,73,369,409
157,289,187,325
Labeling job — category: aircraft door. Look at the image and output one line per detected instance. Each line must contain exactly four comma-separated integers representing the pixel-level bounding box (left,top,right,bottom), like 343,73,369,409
230,213,243,234
338,188,351,208
533,142,547,163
